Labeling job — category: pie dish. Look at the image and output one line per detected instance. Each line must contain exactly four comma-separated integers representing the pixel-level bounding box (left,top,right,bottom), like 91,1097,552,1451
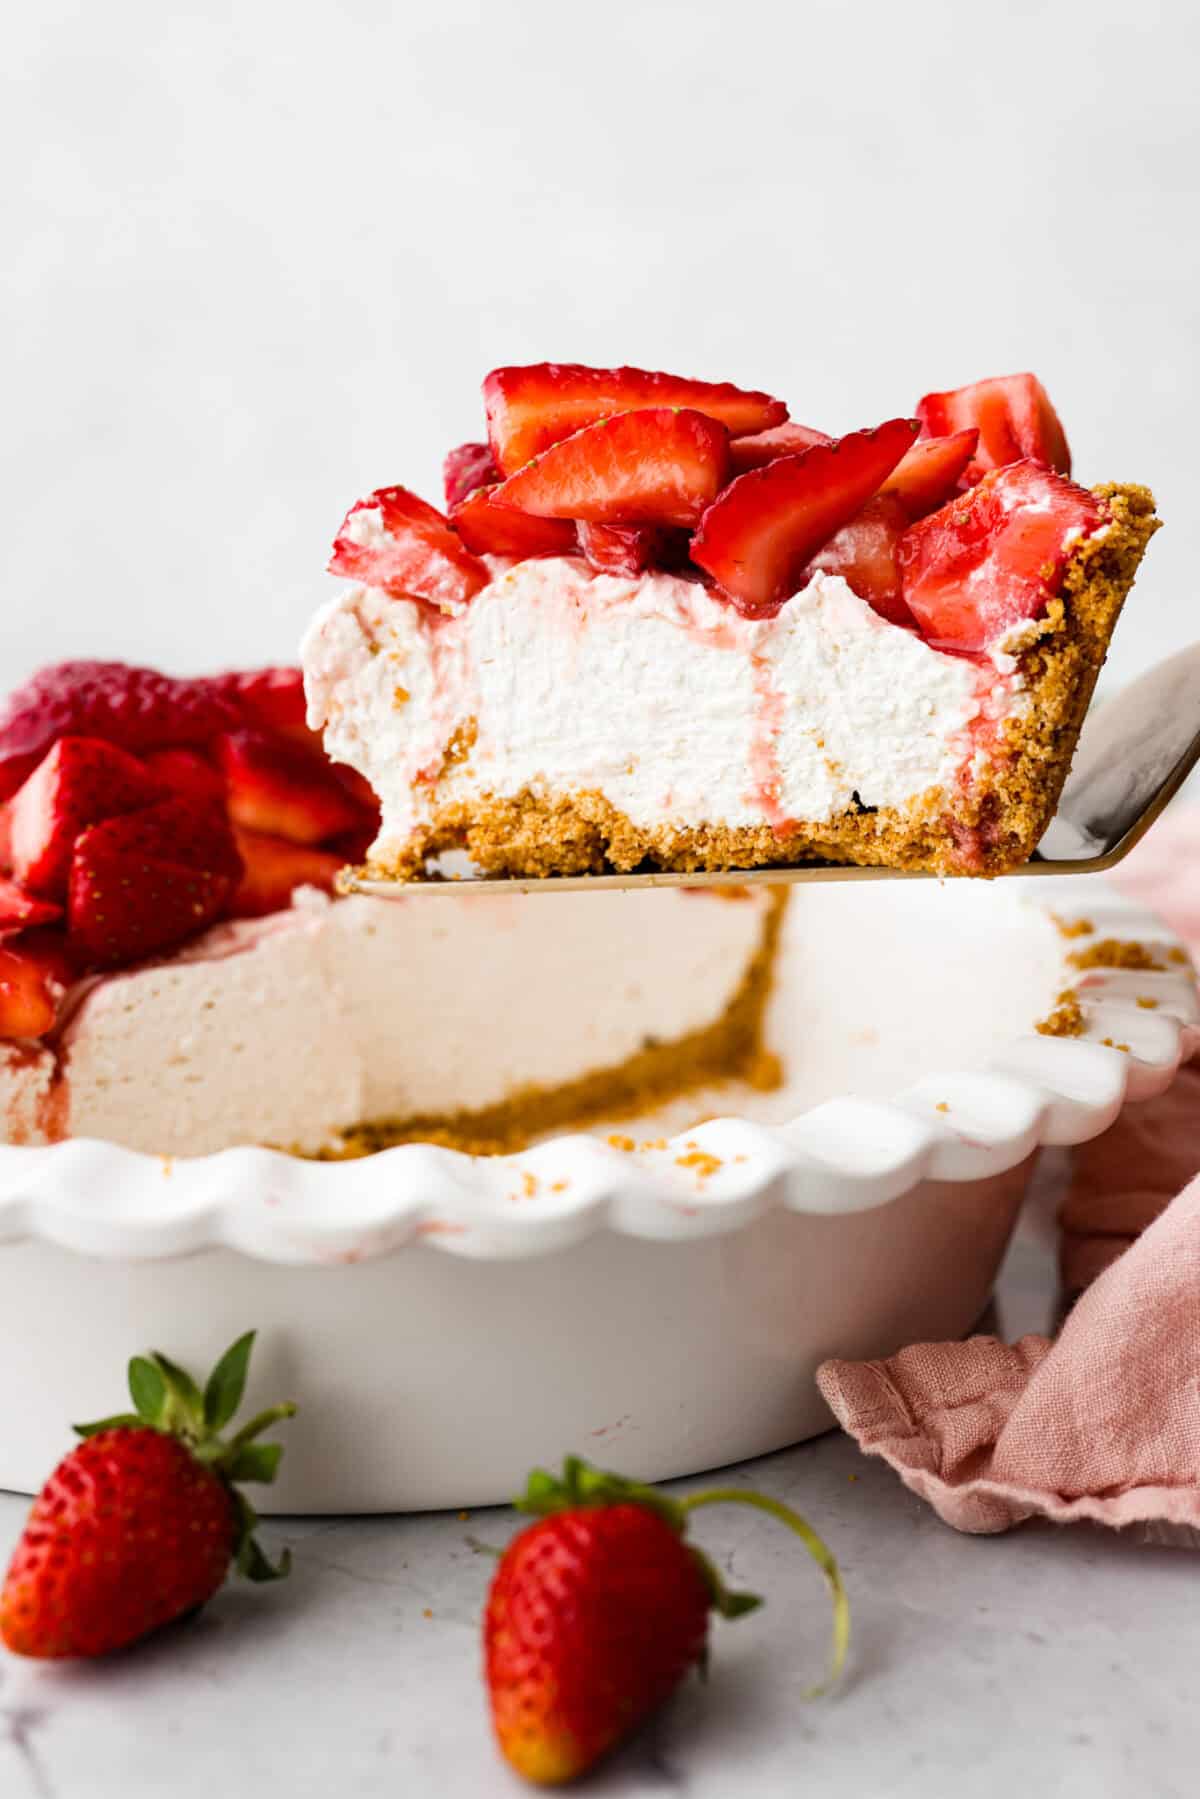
0,874,1193,1511
0,661,783,1155
302,365,1159,881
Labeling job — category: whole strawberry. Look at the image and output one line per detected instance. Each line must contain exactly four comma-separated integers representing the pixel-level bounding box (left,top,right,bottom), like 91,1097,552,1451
0,1331,294,1659
484,1457,847,1786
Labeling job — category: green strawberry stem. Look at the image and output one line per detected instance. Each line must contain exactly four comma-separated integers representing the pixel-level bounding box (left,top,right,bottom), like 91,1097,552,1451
680,1486,849,1696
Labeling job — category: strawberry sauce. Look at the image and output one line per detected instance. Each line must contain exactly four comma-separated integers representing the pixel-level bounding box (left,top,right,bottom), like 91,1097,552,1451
746,651,797,833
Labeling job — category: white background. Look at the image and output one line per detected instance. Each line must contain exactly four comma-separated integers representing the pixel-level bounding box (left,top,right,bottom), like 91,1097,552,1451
4,0,1197,689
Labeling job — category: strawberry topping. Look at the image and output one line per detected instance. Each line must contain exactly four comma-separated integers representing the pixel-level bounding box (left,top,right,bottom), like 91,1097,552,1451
0,938,67,1039
229,828,343,917
577,521,690,578
208,667,316,749
490,408,731,528
68,801,241,968
880,428,980,520
729,422,833,475
804,495,914,626
218,732,370,846
0,662,241,803
8,737,166,900
916,373,1071,478
142,748,226,813
443,441,501,509
690,419,919,617
484,363,786,475
899,460,1104,652
0,879,62,932
450,486,577,558
328,486,488,614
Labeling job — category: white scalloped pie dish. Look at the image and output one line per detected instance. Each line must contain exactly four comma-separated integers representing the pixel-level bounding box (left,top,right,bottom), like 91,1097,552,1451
0,875,1194,1512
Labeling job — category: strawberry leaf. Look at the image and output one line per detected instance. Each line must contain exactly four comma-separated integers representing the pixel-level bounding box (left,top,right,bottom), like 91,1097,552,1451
228,1442,283,1484
72,1412,142,1439
203,1330,255,1431
127,1356,168,1425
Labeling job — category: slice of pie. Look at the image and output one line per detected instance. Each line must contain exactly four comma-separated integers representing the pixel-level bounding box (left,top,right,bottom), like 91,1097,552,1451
303,365,1159,881
0,661,783,1156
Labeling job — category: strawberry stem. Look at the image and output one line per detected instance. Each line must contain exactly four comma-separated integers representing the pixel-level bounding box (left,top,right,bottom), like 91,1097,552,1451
679,1487,849,1695
228,1402,298,1450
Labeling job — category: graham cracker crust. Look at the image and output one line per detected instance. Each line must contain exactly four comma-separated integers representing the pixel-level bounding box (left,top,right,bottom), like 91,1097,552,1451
356,483,1158,882
314,888,787,1159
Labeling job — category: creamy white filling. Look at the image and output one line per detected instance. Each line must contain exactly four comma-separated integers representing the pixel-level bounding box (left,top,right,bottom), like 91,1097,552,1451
0,887,773,1157
302,558,1025,862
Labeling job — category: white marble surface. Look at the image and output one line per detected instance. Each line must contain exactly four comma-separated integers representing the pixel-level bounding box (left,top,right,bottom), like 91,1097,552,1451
0,1191,1196,1799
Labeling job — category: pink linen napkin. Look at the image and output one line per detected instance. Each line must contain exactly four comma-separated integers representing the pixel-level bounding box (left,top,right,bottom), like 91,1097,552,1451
816,808,1200,1534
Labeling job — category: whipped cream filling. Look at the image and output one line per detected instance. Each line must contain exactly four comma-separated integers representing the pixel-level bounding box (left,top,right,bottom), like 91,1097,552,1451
0,887,773,1157
302,557,1026,861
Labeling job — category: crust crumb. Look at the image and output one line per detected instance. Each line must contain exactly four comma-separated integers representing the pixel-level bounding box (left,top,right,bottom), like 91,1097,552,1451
1036,989,1086,1038
1068,939,1164,972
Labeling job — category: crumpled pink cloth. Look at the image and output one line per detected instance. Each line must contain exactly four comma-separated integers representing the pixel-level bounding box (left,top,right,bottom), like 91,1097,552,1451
817,807,1200,1534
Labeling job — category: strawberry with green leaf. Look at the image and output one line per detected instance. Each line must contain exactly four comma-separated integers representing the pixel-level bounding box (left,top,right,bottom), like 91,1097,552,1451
0,1331,295,1658
484,1456,847,1786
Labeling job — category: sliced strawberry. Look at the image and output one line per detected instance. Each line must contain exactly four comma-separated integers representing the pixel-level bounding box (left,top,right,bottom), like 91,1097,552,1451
576,521,690,578
328,487,489,615
0,877,62,932
88,797,243,881
804,495,914,626
208,667,316,749
690,419,919,617
0,662,242,803
229,828,343,918
443,442,501,509
880,429,980,520
484,364,787,474
68,835,234,969
217,732,368,845
899,460,1104,652
0,935,69,1039
728,422,833,476
8,737,166,900
142,749,226,813
0,805,12,873
490,409,730,528
916,374,1070,478
450,486,577,559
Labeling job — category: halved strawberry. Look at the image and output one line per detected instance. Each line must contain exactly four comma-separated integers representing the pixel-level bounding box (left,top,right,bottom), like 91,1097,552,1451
0,877,62,932
8,738,166,900
899,460,1104,652
490,409,730,528
576,521,690,578
880,429,980,520
217,732,368,846
0,662,241,804
484,364,787,474
443,442,501,509
208,667,317,749
804,495,914,626
690,419,919,617
229,828,343,918
916,374,1070,478
69,845,231,968
142,749,226,813
85,797,242,880
450,486,577,559
728,422,833,476
0,937,66,1039
328,487,489,615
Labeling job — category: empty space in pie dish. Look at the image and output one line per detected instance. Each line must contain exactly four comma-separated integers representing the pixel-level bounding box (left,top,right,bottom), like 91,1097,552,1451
593,879,1066,1142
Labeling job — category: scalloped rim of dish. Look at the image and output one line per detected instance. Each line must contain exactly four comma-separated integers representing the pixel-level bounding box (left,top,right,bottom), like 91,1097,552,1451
0,881,1195,1266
